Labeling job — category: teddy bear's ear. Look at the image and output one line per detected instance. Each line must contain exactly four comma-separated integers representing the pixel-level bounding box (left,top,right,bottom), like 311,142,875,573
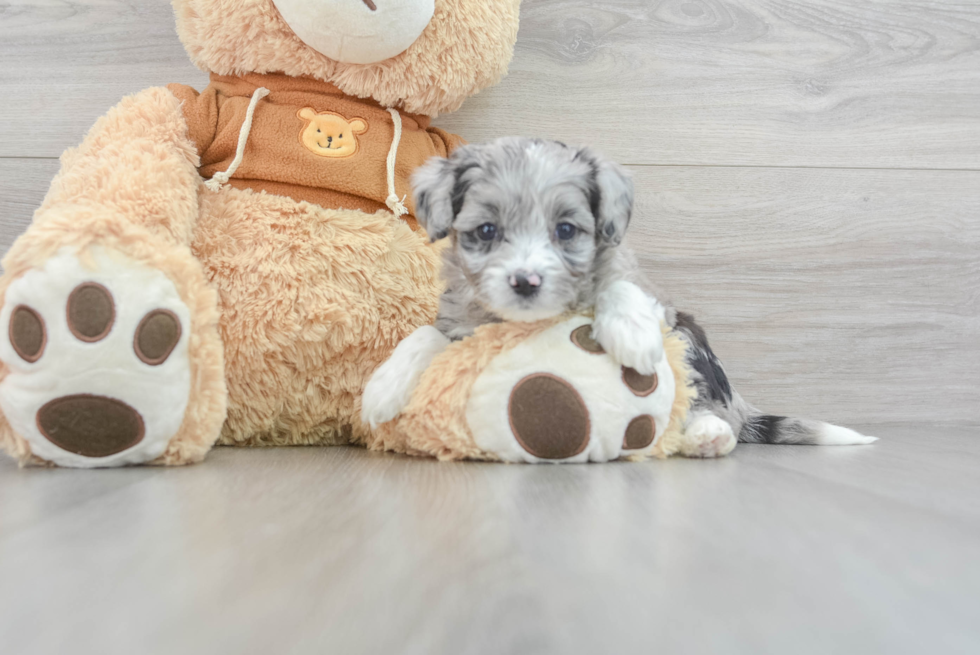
412,148,480,242
298,107,318,121
349,119,368,134
576,147,634,246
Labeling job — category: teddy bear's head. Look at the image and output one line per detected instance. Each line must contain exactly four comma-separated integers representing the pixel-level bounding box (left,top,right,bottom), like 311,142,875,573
172,0,522,116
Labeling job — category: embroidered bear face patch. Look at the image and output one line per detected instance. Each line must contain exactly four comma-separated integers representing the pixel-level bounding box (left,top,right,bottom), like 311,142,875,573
298,108,368,158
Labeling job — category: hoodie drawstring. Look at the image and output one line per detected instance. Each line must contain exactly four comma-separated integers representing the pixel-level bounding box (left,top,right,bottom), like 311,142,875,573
205,87,270,192
384,107,409,218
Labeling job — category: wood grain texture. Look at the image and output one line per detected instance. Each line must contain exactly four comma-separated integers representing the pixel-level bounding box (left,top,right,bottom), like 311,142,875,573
441,0,980,168
1,434,979,654
0,159,57,254
0,0,207,159
2,1,980,167
626,165,980,427
0,4,977,652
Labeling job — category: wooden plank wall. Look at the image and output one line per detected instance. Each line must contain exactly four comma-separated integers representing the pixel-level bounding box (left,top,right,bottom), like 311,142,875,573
1,0,978,427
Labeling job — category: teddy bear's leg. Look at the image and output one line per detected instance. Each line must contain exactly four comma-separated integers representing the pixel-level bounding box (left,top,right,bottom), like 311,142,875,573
377,316,680,463
0,88,226,467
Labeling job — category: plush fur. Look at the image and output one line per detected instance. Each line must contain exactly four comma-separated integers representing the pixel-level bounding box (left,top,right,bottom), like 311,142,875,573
173,0,521,116
195,188,443,448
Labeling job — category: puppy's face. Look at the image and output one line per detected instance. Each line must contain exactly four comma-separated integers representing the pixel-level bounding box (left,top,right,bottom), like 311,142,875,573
413,138,634,321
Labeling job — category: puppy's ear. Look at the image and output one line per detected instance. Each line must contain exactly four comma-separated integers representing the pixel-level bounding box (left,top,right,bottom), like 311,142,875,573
412,148,479,242
579,148,634,246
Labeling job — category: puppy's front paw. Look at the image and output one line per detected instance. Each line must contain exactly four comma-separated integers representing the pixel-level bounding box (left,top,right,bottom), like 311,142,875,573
361,365,412,430
679,414,737,458
592,281,665,375
360,326,450,429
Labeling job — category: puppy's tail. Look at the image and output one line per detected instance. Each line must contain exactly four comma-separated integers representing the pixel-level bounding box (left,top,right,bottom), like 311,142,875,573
738,414,877,446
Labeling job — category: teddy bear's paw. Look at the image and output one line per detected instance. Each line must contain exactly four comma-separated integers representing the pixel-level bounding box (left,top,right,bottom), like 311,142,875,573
593,280,665,375
678,414,737,459
466,316,676,464
0,247,192,467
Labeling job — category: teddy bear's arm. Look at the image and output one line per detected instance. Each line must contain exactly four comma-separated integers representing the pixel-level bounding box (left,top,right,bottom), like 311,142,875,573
26,86,205,247
426,126,467,156
167,84,220,158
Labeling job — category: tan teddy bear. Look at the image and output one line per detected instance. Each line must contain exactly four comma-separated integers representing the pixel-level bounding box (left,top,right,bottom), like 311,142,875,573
0,0,521,467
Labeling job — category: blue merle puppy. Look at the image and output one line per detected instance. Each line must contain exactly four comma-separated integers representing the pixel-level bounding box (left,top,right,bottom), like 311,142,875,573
361,137,876,456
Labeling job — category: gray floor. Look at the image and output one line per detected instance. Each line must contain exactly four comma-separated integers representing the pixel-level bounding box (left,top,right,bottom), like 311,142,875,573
2,1,980,652
1,426,979,654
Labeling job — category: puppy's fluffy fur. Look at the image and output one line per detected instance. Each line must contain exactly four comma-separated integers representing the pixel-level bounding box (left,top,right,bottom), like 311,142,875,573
363,138,876,455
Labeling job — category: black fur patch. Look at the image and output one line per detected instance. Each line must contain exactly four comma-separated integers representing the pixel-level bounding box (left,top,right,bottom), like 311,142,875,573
587,167,602,224
675,311,732,406
450,161,481,218
571,149,603,223
739,415,782,444
739,415,821,444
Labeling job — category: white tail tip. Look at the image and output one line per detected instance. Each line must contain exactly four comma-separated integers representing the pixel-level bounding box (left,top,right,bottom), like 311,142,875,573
817,423,878,446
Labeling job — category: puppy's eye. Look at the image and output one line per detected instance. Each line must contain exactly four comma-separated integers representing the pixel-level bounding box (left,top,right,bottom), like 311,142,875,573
556,222,577,241
476,223,498,241
317,129,321,134
339,133,343,138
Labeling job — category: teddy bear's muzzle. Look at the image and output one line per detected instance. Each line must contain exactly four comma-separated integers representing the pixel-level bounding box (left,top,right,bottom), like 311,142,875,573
272,0,435,65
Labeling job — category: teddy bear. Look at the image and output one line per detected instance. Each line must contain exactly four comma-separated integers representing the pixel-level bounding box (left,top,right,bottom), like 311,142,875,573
0,0,522,467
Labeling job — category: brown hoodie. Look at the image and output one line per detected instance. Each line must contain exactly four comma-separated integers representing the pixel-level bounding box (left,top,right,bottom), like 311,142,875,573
169,72,464,229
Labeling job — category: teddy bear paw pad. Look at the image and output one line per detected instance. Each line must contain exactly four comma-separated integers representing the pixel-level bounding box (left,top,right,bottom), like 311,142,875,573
9,305,46,362
0,246,191,467
624,415,656,450
37,394,145,458
466,316,676,463
622,367,658,397
508,373,591,460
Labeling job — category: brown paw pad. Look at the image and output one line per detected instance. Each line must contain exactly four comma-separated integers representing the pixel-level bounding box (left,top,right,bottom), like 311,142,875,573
570,324,604,354
508,373,591,460
9,305,46,363
36,394,145,458
624,415,656,450
67,282,115,343
134,310,181,366
623,367,658,397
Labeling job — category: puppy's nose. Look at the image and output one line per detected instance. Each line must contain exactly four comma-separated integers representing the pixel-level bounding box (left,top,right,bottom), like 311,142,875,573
509,273,542,298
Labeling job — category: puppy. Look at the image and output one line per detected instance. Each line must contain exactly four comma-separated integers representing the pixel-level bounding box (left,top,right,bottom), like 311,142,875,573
362,137,876,456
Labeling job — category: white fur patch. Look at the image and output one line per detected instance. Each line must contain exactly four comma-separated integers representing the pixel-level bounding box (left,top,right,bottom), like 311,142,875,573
817,423,878,445
466,316,676,463
0,247,192,467
592,280,666,375
361,325,450,429
680,413,737,458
